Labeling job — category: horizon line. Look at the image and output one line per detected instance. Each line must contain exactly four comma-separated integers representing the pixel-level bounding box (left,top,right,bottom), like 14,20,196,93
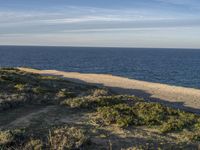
0,44,200,50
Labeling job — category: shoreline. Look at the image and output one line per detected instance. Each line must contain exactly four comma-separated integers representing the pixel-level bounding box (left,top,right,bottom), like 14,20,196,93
19,67,200,113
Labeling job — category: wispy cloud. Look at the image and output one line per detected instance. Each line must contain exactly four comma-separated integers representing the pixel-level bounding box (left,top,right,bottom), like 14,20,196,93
0,6,179,35
0,2,200,48
1,26,200,48
0,7,172,24
155,0,200,10
156,0,199,5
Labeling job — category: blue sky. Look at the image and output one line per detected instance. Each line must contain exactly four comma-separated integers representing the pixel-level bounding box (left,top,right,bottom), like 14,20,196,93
0,0,200,48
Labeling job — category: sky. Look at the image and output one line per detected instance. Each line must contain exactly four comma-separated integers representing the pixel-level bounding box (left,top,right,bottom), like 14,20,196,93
0,0,200,48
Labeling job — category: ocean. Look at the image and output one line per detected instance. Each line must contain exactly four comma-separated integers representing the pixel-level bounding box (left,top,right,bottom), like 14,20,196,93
0,46,200,89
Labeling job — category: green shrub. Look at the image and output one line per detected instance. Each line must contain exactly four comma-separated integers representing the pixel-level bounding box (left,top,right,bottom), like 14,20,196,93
0,129,25,146
0,130,13,145
159,112,196,133
57,89,76,99
38,76,59,80
14,84,26,91
135,102,167,125
91,89,110,97
94,100,199,133
160,117,186,133
23,139,43,150
95,102,169,128
32,86,47,94
61,95,136,109
0,125,89,149
48,126,88,150
96,104,137,127
194,118,200,129
186,132,200,142
0,125,90,150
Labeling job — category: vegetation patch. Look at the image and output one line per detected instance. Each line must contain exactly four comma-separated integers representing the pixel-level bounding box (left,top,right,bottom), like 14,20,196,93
94,101,200,133
14,84,26,91
159,112,196,133
23,139,43,150
0,125,89,150
95,104,138,127
1,68,200,149
56,88,76,99
186,131,200,142
0,129,25,148
0,68,95,111
61,95,140,109
90,89,111,97
48,126,89,150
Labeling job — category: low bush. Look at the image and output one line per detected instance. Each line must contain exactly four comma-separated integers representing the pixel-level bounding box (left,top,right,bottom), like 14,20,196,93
94,101,200,133
61,95,139,109
186,132,200,142
90,89,110,97
134,102,167,125
159,112,196,133
0,125,89,150
0,93,27,111
32,86,48,94
194,118,200,129
23,139,43,150
48,126,89,150
14,84,26,91
56,89,76,99
0,130,14,145
0,129,25,147
96,104,138,127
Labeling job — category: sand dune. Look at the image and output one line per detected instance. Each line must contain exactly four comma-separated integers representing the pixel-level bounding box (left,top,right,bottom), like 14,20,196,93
19,67,200,113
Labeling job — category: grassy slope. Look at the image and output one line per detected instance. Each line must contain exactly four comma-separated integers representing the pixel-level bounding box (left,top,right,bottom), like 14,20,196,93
0,68,200,150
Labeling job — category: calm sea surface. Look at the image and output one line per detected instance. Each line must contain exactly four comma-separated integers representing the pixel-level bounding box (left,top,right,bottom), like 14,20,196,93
0,46,200,89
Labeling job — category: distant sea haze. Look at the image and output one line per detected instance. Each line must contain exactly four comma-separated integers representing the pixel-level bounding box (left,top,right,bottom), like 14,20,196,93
0,46,200,89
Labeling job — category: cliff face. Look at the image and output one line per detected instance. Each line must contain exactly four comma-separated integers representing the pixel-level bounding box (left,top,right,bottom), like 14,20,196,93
0,68,200,149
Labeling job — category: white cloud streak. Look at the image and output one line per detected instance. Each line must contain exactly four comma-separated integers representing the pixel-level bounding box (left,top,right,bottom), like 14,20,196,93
1,27,200,48
155,0,200,10
0,13,172,25
0,5,188,34
0,5,200,48
0,6,177,25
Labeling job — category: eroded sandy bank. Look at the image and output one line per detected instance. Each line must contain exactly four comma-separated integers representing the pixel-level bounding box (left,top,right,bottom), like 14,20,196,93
19,67,200,113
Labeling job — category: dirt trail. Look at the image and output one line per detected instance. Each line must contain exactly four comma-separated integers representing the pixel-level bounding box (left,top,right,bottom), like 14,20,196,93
0,105,56,129
19,67,200,113
0,104,90,129
7,106,55,128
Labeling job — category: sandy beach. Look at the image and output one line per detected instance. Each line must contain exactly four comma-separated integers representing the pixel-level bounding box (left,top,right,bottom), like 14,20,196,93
19,67,200,113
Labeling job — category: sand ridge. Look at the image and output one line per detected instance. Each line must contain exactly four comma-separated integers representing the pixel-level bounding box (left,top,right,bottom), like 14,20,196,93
19,67,200,113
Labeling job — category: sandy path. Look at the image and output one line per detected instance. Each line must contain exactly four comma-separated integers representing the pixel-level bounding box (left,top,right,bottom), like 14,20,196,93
7,106,55,128
19,68,200,113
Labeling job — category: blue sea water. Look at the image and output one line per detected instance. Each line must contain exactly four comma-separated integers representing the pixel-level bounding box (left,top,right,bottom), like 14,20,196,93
0,46,200,89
